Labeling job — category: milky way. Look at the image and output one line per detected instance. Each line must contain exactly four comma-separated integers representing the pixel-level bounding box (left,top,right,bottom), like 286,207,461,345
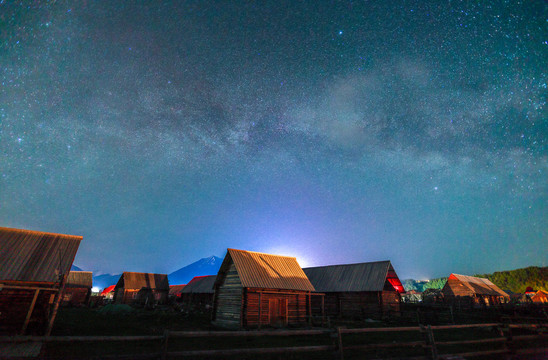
1,1,546,279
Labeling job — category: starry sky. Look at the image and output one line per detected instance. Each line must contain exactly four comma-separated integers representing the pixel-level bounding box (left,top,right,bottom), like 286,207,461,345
1,1,546,280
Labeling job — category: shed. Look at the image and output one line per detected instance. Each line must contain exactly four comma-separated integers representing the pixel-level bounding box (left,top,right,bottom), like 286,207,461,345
304,260,404,319
169,284,186,299
441,274,509,307
62,271,93,306
0,227,82,335
180,275,215,310
531,290,548,303
212,249,317,329
113,272,169,305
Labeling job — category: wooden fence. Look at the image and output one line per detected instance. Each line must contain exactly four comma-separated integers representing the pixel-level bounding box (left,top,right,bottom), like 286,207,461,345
1,323,546,359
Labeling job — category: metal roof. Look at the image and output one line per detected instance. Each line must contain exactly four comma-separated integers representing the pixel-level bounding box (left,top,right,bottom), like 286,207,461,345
0,227,82,284
303,261,400,292
66,271,93,288
181,275,216,294
221,249,315,291
169,284,186,296
116,272,169,291
448,274,509,297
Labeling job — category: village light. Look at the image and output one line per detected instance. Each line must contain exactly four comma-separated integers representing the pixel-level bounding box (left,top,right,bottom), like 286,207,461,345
92,287,100,293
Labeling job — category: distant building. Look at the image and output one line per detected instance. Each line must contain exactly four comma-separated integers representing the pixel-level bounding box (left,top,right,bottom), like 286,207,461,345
100,285,116,300
113,272,169,305
441,273,509,307
212,249,317,329
180,276,215,311
0,227,82,335
531,290,548,304
169,284,186,299
62,271,93,306
304,261,404,319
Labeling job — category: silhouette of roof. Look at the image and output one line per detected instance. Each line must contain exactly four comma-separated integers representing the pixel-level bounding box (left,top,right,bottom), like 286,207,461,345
181,275,216,293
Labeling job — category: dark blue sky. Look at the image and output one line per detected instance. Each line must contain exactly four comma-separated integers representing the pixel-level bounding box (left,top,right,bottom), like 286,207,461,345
1,1,546,279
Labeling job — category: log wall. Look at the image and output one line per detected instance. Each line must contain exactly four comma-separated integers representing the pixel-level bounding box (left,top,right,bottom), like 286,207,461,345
213,263,243,328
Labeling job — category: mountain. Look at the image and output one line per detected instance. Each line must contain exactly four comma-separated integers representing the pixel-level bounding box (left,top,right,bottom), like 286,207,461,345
92,273,121,290
476,266,547,293
168,256,223,285
71,264,83,271
402,278,448,292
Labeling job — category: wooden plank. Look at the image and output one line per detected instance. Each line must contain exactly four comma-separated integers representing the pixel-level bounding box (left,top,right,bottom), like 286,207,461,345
429,323,500,330
20,289,40,335
0,335,164,343
341,326,421,334
343,341,425,350
446,349,509,357
435,337,506,346
168,329,331,338
168,345,336,357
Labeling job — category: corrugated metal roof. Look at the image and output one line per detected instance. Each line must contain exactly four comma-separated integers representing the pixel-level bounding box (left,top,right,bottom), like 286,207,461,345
116,272,169,291
449,274,509,297
0,227,82,283
225,249,315,291
66,271,93,288
181,275,216,294
304,261,397,292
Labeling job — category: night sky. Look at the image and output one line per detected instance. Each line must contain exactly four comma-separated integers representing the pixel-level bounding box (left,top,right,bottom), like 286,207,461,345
1,1,546,279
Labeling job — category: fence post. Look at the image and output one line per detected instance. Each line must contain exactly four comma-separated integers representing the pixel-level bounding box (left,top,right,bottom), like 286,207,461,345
426,325,438,360
161,330,169,360
336,327,344,360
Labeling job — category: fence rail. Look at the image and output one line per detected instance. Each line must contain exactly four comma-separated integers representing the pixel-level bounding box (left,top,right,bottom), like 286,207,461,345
0,322,545,359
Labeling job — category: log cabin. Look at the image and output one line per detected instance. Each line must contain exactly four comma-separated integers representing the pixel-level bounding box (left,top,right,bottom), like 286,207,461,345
113,272,169,305
441,273,509,307
303,260,404,319
212,249,317,329
61,271,93,306
169,284,186,300
180,275,215,311
0,227,82,335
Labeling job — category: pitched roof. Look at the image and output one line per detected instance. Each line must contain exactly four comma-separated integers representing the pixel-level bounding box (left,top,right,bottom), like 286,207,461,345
66,271,93,288
0,227,82,283
218,249,315,291
169,284,186,296
181,275,216,294
448,274,509,297
303,261,403,292
116,272,169,291
100,285,116,296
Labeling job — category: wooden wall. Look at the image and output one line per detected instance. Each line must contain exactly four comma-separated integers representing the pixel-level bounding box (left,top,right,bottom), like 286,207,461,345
114,288,167,305
442,278,474,297
243,290,309,327
311,291,400,319
213,263,243,328
61,287,91,307
0,285,57,335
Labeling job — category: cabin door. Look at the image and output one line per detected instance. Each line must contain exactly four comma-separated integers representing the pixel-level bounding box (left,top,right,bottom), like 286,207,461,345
269,298,287,326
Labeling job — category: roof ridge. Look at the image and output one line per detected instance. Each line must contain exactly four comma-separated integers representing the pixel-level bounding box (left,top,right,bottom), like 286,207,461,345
228,248,297,259
0,226,83,239
304,260,391,269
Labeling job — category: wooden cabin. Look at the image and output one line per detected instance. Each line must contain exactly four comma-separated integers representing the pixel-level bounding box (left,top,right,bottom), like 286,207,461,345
531,290,548,304
169,284,186,300
113,272,169,305
180,275,215,311
441,273,509,307
62,271,93,306
303,261,404,319
0,227,82,335
212,249,317,329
